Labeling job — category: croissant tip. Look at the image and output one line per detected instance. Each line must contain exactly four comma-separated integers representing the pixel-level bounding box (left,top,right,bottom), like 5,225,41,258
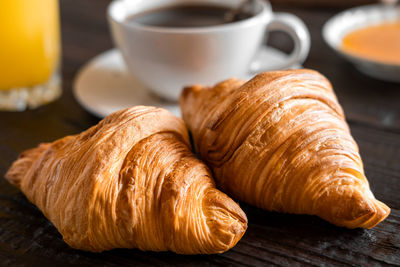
361,200,391,229
345,195,391,229
318,192,391,229
203,189,248,253
180,85,201,101
5,143,49,188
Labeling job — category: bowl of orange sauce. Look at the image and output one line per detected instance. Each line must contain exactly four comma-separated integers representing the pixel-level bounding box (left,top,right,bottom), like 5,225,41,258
323,4,400,83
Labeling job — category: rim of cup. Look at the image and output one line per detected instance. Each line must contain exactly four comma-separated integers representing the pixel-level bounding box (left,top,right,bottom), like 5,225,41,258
107,0,272,34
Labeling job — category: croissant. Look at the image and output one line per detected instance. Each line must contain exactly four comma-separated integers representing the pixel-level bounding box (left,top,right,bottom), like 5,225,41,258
180,69,390,229
5,106,247,254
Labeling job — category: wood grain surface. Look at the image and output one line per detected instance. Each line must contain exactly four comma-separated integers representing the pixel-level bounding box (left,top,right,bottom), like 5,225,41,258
0,0,399,266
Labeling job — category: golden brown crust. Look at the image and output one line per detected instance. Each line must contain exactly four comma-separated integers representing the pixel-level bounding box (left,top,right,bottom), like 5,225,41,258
5,106,247,254
180,69,390,229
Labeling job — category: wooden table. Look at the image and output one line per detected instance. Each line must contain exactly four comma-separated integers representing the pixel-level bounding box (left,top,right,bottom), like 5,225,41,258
0,1,399,265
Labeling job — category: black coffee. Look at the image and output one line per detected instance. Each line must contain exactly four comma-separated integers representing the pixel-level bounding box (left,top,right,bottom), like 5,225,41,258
126,4,254,28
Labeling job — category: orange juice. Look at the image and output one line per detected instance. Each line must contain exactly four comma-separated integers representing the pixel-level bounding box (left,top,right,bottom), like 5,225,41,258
0,0,61,90
341,21,400,65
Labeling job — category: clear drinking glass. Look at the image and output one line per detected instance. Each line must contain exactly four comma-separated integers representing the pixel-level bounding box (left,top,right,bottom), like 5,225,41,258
0,0,61,111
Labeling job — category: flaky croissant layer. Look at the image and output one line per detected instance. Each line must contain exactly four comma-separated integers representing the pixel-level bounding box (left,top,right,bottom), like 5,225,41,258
5,106,247,254
180,69,390,229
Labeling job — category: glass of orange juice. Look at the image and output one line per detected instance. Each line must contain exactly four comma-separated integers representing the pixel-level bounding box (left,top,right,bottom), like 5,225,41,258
0,0,61,111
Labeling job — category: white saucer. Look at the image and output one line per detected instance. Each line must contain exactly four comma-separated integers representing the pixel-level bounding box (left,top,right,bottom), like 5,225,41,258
73,48,301,118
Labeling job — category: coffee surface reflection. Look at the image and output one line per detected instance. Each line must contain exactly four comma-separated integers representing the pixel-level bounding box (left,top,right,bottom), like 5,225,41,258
126,4,254,28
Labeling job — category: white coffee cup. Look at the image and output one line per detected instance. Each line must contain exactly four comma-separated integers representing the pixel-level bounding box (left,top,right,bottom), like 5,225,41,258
108,0,310,101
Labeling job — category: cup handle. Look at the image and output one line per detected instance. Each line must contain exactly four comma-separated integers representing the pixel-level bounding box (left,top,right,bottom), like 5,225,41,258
250,12,310,72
